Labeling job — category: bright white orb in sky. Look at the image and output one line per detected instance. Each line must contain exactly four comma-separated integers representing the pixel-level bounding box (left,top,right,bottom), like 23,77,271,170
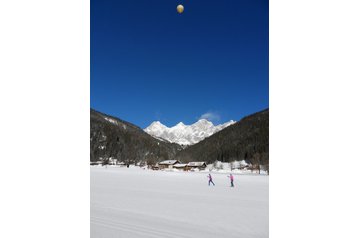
177,4,184,14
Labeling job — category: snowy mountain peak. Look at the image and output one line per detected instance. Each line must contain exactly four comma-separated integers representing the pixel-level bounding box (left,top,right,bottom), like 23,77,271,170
195,119,212,125
175,122,186,127
146,121,168,132
149,121,166,127
192,119,214,129
144,119,236,146
193,119,214,126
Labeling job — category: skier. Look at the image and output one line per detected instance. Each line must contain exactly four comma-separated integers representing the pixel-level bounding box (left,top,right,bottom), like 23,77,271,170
228,174,234,187
208,173,215,186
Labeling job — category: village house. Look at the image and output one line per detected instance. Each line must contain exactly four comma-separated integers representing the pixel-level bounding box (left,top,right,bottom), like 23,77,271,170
150,164,160,170
117,161,127,167
186,162,207,171
158,160,181,169
173,163,188,171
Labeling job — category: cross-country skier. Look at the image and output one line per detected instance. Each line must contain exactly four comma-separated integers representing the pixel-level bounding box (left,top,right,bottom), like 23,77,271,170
228,174,234,187
208,173,215,186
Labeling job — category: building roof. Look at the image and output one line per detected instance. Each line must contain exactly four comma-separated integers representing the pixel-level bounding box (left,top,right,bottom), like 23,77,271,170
187,162,206,167
173,163,187,168
158,160,180,165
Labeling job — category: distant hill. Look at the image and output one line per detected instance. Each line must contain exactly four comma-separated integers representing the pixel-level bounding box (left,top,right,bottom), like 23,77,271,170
90,109,182,163
174,109,269,166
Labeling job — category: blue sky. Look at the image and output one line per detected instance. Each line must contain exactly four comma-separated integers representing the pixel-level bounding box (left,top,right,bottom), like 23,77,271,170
91,0,268,128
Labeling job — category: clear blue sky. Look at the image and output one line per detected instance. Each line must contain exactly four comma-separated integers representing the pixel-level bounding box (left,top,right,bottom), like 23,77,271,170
91,0,268,128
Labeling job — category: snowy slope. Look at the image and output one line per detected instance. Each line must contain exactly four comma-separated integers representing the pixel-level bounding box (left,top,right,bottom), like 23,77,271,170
91,166,268,238
144,119,236,145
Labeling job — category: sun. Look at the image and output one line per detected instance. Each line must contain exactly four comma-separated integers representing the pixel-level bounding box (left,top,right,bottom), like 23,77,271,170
177,4,184,14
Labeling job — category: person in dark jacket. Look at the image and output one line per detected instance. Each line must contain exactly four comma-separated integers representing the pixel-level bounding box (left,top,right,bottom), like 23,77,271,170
208,174,215,186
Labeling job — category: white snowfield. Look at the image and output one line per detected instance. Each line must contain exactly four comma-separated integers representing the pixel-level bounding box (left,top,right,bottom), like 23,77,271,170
91,167,268,238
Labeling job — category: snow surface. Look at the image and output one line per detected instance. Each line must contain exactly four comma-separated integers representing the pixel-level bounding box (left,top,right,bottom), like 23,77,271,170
144,119,236,145
104,117,118,125
103,117,127,130
91,166,268,238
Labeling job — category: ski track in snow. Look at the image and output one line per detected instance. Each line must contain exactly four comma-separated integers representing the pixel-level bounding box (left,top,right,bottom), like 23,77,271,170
91,167,268,238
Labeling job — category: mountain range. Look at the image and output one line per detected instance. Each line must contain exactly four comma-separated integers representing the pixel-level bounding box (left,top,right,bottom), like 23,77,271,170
90,108,269,167
90,109,181,163
144,119,236,145
175,109,269,166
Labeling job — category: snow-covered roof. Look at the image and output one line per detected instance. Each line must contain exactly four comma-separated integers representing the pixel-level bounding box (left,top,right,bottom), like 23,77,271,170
158,160,180,165
187,162,206,167
173,163,187,168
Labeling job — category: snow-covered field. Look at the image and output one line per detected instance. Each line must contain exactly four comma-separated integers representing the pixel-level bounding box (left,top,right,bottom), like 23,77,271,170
91,166,268,238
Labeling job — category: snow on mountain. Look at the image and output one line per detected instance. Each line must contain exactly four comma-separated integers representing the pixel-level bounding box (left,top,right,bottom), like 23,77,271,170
144,119,236,145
